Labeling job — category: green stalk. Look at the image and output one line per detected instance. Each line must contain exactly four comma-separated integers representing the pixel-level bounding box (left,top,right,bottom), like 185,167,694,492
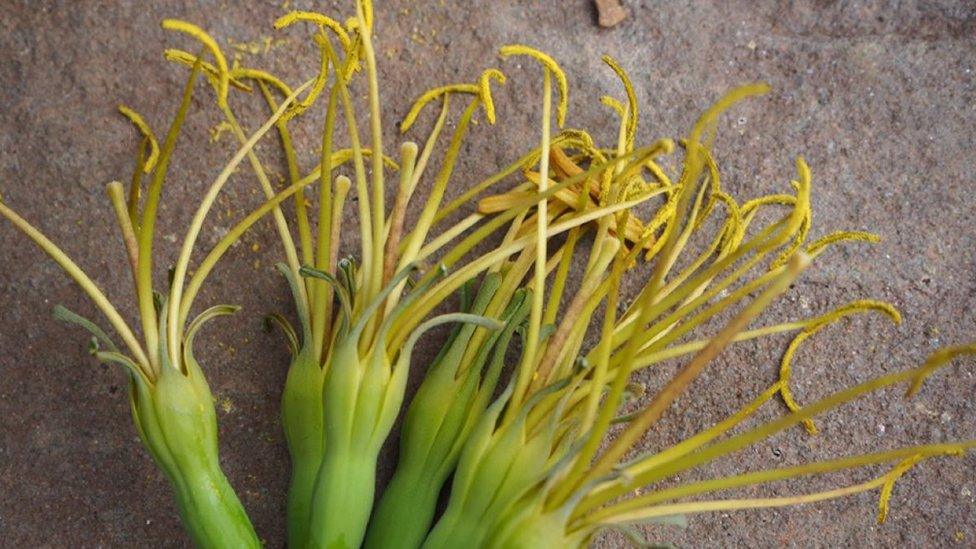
368,465,442,549
281,347,324,548
365,278,529,549
169,457,259,548
306,279,503,548
0,201,150,371
422,392,557,549
277,262,324,549
512,68,552,416
357,0,388,305
310,60,342,361
307,425,381,548
321,33,375,316
143,366,258,549
128,306,259,549
489,505,587,549
305,330,399,549
168,81,311,363
255,80,313,267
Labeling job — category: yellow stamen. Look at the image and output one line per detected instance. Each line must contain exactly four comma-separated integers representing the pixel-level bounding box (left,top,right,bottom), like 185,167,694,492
778,300,901,434
499,44,569,127
117,106,160,173
161,20,230,107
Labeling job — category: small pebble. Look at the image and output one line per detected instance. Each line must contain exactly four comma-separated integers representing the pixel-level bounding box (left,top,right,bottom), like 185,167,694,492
595,0,628,28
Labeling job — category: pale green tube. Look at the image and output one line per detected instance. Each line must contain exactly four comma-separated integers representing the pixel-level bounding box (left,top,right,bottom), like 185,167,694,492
129,345,259,549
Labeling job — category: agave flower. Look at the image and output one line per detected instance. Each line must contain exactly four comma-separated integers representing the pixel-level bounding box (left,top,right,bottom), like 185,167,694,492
162,3,677,546
6,2,972,548
0,50,322,545
157,4,974,547
410,51,976,548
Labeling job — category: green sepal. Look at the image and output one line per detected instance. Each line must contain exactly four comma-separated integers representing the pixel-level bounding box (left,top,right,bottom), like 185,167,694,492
350,260,424,340
122,297,260,548
300,264,353,336
366,278,530,549
265,312,299,356
337,257,358,309
92,347,151,386
281,342,325,548
423,384,513,548
377,312,502,447
184,304,240,364
53,304,118,353
310,266,497,549
487,499,591,549
426,376,574,548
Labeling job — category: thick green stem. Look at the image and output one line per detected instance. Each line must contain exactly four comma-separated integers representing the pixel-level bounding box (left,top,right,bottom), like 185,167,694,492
130,352,258,549
367,465,440,549
367,279,526,549
169,457,260,549
423,506,491,549
287,459,322,549
307,447,378,549
305,337,379,549
281,347,326,548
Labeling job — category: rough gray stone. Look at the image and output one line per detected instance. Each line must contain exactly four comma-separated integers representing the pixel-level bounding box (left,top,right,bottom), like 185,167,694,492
1,1,974,546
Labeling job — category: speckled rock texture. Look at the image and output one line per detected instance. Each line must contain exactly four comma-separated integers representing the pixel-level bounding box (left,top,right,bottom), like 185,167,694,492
1,1,974,547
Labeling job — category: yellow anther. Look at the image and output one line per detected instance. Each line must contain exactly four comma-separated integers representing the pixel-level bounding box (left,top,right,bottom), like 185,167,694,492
877,455,925,523
741,193,796,216
602,55,637,150
274,11,353,54
642,139,675,188
356,0,374,33
161,20,230,108
760,159,813,268
499,44,569,127
401,85,476,133
117,106,159,173
230,68,293,96
478,68,506,125
778,300,902,434
275,11,361,80
269,32,334,120
642,189,680,259
688,82,770,145
713,191,745,249
600,95,626,118
770,215,811,269
807,230,880,256
694,142,722,228
164,49,251,92
555,130,607,172
554,129,599,157
401,68,505,133
643,161,671,186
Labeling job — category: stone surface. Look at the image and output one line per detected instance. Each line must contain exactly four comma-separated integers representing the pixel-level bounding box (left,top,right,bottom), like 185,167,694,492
1,0,974,547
